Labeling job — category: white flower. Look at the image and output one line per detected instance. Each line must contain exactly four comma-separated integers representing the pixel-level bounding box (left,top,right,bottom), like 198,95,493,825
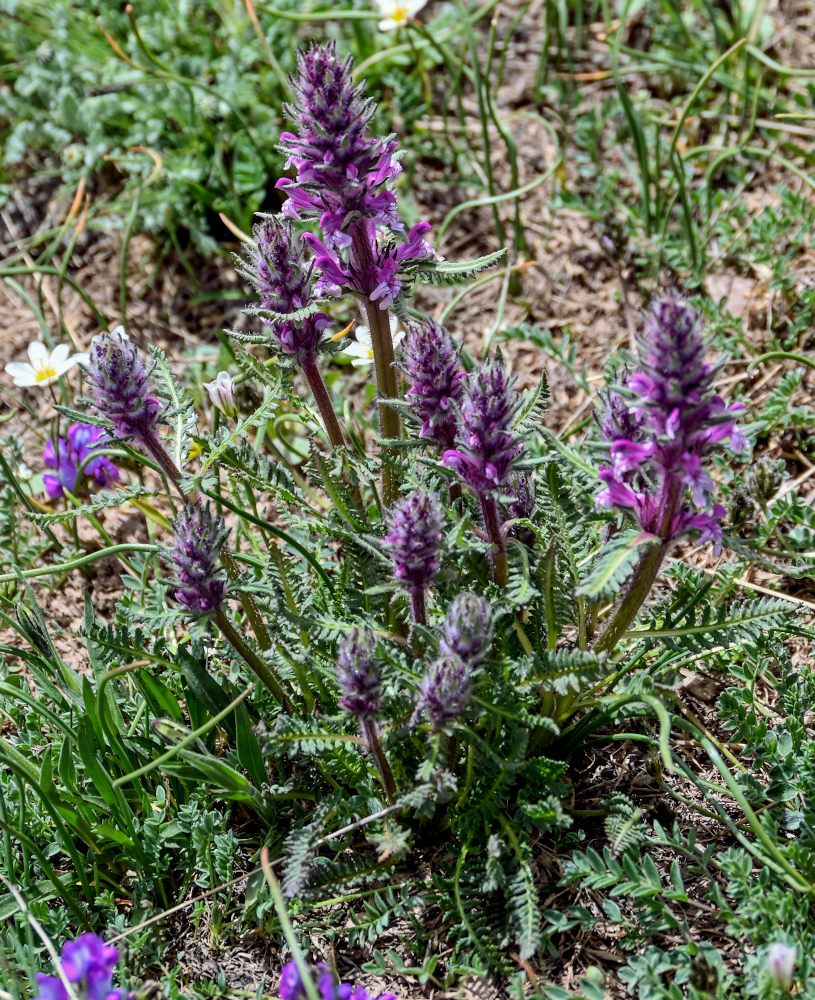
767,943,797,991
203,371,239,420
375,0,428,31
5,341,87,388
343,317,404,368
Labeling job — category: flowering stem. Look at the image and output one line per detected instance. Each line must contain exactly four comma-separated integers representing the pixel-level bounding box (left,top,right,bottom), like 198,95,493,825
300,352,345,448
214,608,292,712
410,587,427,626
361,717,397,804
594,478,682,654
480,493,508,587
351,226,401,507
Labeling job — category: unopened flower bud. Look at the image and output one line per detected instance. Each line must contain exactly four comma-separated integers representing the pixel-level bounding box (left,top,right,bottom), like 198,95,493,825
440,593,493,668
169,502,229,616
767,942,796,992
336,627,381,718
85,326,163,443
384,490,443,593
420,654,472,727
749,457,783,502
204,371,239,420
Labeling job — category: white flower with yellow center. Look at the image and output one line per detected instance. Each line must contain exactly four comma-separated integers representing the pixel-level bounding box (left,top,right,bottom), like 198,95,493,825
344,317,404,367
5,341,87,388
375,0,428,32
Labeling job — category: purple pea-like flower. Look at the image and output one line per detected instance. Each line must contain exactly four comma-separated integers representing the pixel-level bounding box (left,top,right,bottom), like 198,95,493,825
34,933,127,1000
400,321,464,449
237,215,330,360
442,360,524,495
419,654,472,727
596,296,746,546
336,628,381,718
84,327,163,443
43,423,119,499
279,960,397,1000
169,502,229,616
384,490,443,592
440,592,493,668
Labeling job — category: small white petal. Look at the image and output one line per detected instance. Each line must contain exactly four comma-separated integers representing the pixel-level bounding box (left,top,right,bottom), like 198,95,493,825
5,362,33,378
50,343,72,366
27,342,49,366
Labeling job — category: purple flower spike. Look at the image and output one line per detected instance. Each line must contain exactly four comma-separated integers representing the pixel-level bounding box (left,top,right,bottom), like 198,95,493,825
400,321,464,449
596,296,746,545
169,502,229,616
277,42,401,247
440,593,493,668
337,627,381,718
237,215,330,359
442,360,523,495
384,490,443,592
420,654,472,727
85,327,163,443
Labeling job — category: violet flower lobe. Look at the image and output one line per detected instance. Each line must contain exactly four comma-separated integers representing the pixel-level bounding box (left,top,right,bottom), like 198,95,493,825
400,320,464,450
336,627,381,718
84,327,163,443
169,502,229,616
596,296,746,545
237,215,330,360
442,360,523,496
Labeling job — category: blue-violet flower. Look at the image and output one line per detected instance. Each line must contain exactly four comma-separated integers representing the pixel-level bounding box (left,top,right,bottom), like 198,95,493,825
279,960,396,1000
34,933,127,1000
43,423,119,499
169,502,229,616
596,296,746,545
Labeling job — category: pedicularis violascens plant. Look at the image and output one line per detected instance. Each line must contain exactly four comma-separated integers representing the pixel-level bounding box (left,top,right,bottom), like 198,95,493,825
35,40,776,973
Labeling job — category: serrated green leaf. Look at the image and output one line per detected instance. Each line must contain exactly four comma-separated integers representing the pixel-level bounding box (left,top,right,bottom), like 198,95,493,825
578,529,659,602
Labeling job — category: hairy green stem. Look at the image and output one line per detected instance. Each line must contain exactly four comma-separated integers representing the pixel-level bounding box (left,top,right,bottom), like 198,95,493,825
214,609,291,712
595,480,682,654
300,352,345,449
410,587,426,626
480,493,507,587
350,227,401,507
361,717,397,804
